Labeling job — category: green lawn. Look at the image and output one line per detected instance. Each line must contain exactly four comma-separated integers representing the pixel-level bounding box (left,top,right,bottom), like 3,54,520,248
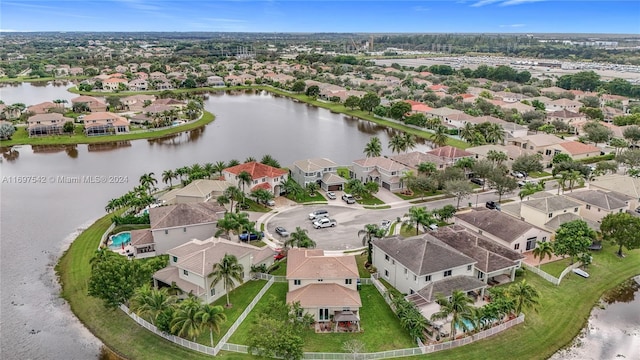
269,260,287,276
229,284,415,352
540,257,573,277
528,171,552,178
108,224,150,236
238,199,271,213
400,225,422,238
337,167,350,179
1,111,215,147
355,253,371,278
285,192,327,203
356,195,385,206
193,280,268,347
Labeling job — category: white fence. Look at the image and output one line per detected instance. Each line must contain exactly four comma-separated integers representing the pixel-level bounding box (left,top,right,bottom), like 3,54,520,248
523,261,583,286
370,276,393,306
302,348,424,359
99,222,116,250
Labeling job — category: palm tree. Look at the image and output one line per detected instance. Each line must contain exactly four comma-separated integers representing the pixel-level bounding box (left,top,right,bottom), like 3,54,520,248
417,162,437,177
487,150,508,166
518,182,542,201
485,123,505,144
426,117,441,130
281,178,304,201
208,254,245,307
162,169,176,188
260,154,281,168
223,186,243,212
139,172,157,195
197,304,227,347
532,241,554,268
175,166,190,182
565,170,583,192
507,280,540,315
244,156,256,163
236,170,253,200
388,134,405,154
459,123,476,143
213,161,227,178
285,227,316,249
305,182,319,197
203,163,215,179
227,159,240,167
431,290,474,340
216,194,230,212
402,133,416,153
170,297,203,340
431,126,449,148
358,224,386,265
403,206,435,236
346,178,367,199
401,170,417,194
129,284,176,326
363,136,382,157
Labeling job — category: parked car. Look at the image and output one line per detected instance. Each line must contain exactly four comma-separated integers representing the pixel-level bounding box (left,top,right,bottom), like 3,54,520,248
274,250,287,261
511,171,524,179
266,199,276,206
313,218,337,229
342,193,356,204
239,231,264,241
381,219,392,230
275,226,289,237
470,178,484,186
308,209,329,220
485,201,500,210
326,191,336,200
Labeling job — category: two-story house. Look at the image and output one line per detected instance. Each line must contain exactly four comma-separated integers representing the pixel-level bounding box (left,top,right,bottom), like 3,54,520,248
564,190,631,222
291,158,345,191
350,156,408,192
27,113,73,137
426,146,475,172
153,237,273,304
71,95,107,112
499,193,595,232
223,161,288,196
455,208,551,253
589,174,640,209
158,179,232,205
83,112,130,136
373,234,484,297
286,249,362,329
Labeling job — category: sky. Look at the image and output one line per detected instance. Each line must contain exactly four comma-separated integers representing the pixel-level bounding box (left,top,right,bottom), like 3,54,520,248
1,0,638,34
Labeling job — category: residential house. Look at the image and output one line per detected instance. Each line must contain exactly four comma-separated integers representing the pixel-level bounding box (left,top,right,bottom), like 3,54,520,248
540,86,569,97
83,112,130,136
153,237,273,303
158,180,232,205
206,75,225,87
426,108,465,123
500,193,589,232
466,144,533,165
547,98,582,112
467,115,528,139
564,190,631,222
27,113,73,137
102,77,129,91
494,92,528,103
121,94,156,112
71,96,107,112
390,151,448,171
548,141,602,160
508,134,566,164
373,234,487,302
603,106,625,122
350,156,408,192
404,100,433,115
223,161,288,196
149,71,168,81
147,203,226,255
426,146,475,170
455,208,551,253
499,101,535,114
127,79,148,91
27,101,61,114
291,158,344,191
153,98,186,109
547,110,587,133
286,249,361,327
589,174,640,208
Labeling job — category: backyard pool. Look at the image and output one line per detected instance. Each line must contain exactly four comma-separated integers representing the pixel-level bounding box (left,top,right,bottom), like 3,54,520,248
109,232,131,248
455,318,476,332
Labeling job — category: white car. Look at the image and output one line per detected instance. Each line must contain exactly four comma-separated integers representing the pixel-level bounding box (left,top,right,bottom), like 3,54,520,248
381,220,391,230
326,192,336,200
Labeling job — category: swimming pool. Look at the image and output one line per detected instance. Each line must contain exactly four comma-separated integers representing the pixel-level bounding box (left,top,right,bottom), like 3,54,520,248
455,318,476,332
110,232,131,248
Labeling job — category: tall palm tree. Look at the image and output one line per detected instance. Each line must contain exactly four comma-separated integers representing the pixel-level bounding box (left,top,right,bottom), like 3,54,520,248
139,172,158,195
431,290,474,340
129,284,176,326
237,170,253,196
403,206,435,236
305,182,319,197
507,280,540,315
216,194,230,212
402,133,417,153
244,156,256,163
401,170,417,194
565,170,583,192
260,154,281,168
285,227,316,249
208,254,245,307
363,136,382,157
170,297,203,340
426,117,441,130
162,169,176,188
227,159,240,167
175,166,190,182
358,224,386,264
487,150,508,166
388,134,405,154
203,163,215,179
459,123,476,143
197,304,227,347
213,161,227,178
485,123,505,144
223,186,243,212
532,241,554,268
431,125,449,148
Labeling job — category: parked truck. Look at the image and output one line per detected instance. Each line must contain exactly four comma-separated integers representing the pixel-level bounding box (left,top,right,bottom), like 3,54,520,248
313,218,337,229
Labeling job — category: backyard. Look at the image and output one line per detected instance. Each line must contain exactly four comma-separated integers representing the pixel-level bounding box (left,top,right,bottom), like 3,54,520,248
540,257,573,277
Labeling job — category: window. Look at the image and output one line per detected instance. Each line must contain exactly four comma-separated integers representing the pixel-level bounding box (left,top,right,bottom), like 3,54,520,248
294,279,301,285
586,205,591,210
444,270,452,277
183,270,188,276
404,268,408,274
477,272,484,279
317,279,324,282
345,279,352,285
384,269,389,278
425,275,431,282
574,208,578,212
526,237,537,251
514,243,520,250
164,230,168,235
467,265,472,271
172,256,178,263
385,254,389,261
210,288,215,296
542,237,547,242
241,272,245,279
319,308,329,321
410,289,415,295
392,260,395,265
183,227,186,232
414,275,417,281
548,213,553,218
598,208,601,212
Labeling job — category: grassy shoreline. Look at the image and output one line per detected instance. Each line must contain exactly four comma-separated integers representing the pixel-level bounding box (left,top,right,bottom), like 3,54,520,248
57,211,639,360
0,111,215,147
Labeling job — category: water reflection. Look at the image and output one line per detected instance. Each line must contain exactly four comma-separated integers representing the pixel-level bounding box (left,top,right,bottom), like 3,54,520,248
602,278,639,304
2,147,19,161
32,144,69,154
66,145,79,158
147,127,204,146
87,141,132,152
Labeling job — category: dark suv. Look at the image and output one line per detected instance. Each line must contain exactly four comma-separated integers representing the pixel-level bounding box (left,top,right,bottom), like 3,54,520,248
470,178,484,186
485,201,500,210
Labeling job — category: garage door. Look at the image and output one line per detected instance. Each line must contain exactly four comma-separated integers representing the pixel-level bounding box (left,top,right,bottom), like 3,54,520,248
382,182,391,190
328,184,342,191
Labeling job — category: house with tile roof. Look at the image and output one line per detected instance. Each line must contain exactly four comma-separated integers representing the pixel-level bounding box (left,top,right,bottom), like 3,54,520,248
549,141,602,160
350,156,408,192
26,101,61,114
499,192,588,232
286,249,361,327
27,113,73,137
390,151,448,171
83,112,130,136
148,203,226,254
373,234,486,303
455,208,551,253
564,189,630,222
153,237,273,303
547,98,582,113
223,161,288,196
71,95,107,112
466,144,533,166
425,146,475,170
291,158,344,191
158,179,232,205
547,110,586,134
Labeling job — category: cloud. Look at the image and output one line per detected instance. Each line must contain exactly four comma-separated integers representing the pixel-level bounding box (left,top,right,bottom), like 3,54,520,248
499,24,526,27
499,0,545,5
471,0,544,6
471,0,502,7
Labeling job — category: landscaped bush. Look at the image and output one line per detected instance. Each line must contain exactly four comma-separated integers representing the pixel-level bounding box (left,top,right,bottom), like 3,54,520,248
112,212,150,226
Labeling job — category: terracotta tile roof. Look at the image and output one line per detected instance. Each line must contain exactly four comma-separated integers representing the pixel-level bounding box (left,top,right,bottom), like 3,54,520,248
286,283,362,308
251,182,272,191
557,141,600,155
224,161,287,179
286,248,359,279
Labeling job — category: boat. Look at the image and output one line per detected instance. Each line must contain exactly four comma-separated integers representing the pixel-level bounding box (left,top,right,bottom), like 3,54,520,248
573,268,590,278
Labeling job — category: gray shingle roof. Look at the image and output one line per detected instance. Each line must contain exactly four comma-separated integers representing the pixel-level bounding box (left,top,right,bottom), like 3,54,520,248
564,190,628,210
150,203,225,229
522,195,582,213
455,208,542,243
374,235,475,276
544,213,600,232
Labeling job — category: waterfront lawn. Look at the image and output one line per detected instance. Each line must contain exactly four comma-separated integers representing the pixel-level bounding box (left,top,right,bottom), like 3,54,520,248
404,241,640,360
193,280,267,347
229,284,414,352
0,111,215,147
540,257,573,277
